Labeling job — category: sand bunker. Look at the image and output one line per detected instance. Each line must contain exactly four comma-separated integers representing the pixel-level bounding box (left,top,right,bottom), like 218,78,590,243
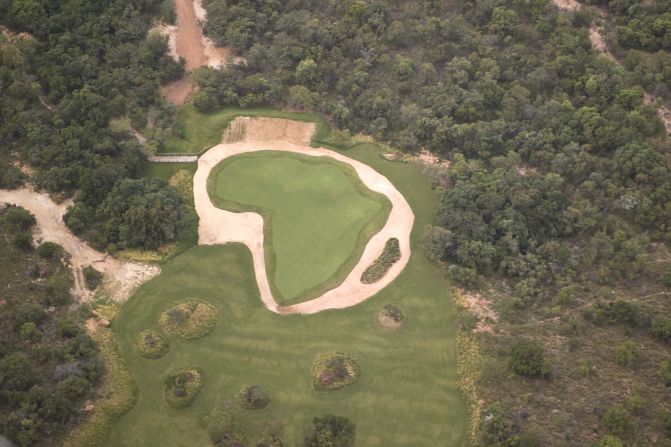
0,188,160,302
194,118,415,315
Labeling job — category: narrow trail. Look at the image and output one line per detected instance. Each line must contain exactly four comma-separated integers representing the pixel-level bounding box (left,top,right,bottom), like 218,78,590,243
158,0,228,105
0,188,160,302
194,118,415,315
551,0,671,136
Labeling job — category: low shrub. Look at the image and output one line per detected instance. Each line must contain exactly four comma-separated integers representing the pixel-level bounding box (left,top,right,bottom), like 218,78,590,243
36,241,62,258
164,367,204,409
135,330,169,359
206,402,247,447
597,435,624,447
660,360,671,386
378,304,405,329
83,266,103,291
361,238,401,284
12,231,32,251
43,273,73,307
311,352,360,391
509,340,550,378
614,341,638,367
480,402,520,446
601,404,633,436
304,415,356,447
159,299,218,339
237,384,271,410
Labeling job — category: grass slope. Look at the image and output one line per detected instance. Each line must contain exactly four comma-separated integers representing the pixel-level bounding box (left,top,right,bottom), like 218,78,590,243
208,151,390,304
105,144,466,446
161,105,331,154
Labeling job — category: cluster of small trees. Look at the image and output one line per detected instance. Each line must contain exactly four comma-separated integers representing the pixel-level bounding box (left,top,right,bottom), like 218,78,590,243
0,207,102,446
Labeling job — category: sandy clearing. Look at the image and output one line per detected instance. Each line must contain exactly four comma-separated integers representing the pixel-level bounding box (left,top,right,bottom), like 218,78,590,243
551,0,583,12
194,118,414,315
0,188,160,302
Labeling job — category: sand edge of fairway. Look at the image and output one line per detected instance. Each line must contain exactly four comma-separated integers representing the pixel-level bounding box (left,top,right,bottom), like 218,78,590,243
194,118,415,315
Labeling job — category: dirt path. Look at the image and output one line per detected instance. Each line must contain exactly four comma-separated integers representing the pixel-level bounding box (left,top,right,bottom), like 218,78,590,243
0,188,160,302
159,0,228,104
194,118,415,315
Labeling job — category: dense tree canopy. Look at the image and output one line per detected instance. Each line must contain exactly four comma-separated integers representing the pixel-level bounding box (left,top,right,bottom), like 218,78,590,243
0,0,193,250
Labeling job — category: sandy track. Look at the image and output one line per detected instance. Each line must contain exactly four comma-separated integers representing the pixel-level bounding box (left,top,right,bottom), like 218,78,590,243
0,188,160,302
159,0,228,104
194,118,414,315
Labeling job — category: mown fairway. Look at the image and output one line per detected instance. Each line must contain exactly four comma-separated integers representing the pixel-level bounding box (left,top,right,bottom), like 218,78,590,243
106,145,466,446
208,151,390,304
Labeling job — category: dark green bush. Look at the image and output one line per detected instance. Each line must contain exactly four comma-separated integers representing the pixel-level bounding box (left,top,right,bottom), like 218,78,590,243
2,207,36,233
660,360,671,387
614,341,638,367
12,231,33,251
601,404,633,436
83,266,103,291
480,402,520,447
36,242,62,258
304,415,356,447
509,340,549,378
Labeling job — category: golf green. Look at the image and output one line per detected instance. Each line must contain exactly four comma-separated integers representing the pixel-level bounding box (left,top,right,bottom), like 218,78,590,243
207,151,391,304
105,144,466,446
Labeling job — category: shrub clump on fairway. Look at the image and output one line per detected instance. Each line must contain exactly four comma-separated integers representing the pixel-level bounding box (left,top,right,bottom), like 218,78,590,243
237,384,271,410
135,330,169,359
164,367,204,409
312,352,360,391
304,414,356,447
159,299,218,339
378,304,405,330
206,402,248,446
361,238,401,284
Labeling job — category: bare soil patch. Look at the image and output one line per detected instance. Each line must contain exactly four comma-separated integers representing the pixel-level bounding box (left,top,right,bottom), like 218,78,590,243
0,187,159,302
550,0,583,11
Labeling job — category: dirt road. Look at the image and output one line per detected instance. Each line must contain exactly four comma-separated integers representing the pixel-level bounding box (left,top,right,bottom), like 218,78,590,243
0,188,159,302
194,118,415,315
159,0,228,104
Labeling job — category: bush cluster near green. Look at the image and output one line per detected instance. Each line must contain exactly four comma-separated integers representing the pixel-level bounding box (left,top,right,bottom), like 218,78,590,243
103,145,466,446
311,352,361,391
361,238,401,284
135,330,169,359
164,367,204,409
208,151,391,304
237,385,271,410
159,299,218,339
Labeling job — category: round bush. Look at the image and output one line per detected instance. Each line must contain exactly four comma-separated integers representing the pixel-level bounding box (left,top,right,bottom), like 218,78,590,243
135,330,169,359
378,304,405,330
509,340,549,378
312,352,361,391
237,384,271,410
164,367,204,409
159,299,218,339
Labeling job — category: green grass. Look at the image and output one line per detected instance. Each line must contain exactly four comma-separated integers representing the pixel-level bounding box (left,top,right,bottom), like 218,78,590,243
105,144,466,447
207,151,390,304
160,105,331,154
